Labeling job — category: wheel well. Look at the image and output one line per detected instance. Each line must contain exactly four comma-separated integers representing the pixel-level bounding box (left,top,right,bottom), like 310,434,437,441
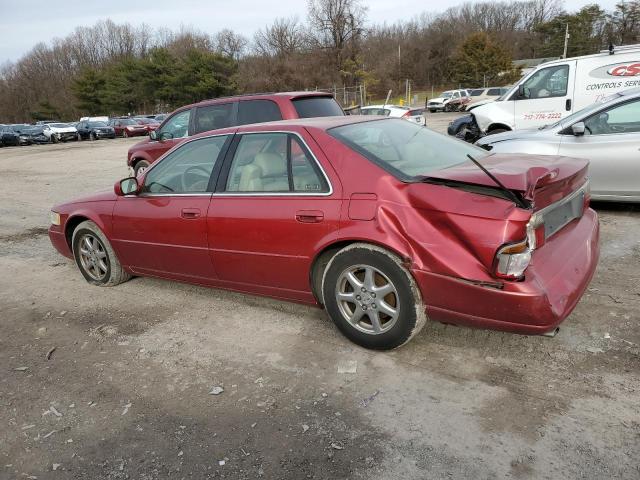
309,240,411,305
64,215,90,250
487,123,511,133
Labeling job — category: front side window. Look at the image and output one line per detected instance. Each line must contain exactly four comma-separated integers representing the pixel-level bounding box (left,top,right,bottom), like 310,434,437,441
519,65,569,99
159,109,191,139
225,133,328,193
237,100,282,126
329,118,488,181
141,135,228,194
193,103,234,134
584,99,640,135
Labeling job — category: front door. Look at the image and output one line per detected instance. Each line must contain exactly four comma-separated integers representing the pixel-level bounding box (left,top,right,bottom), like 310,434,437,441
559,97,640,199
207,130,341,297
513,62,575,129
112,134,231,281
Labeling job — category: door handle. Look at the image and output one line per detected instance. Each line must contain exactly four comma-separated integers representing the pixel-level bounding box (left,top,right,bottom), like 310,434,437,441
181,208,201,219
565,99,572,111
295,210,324,223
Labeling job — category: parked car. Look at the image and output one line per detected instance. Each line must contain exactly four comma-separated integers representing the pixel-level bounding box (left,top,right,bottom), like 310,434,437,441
0,125,20,147
127,91,345,176
134,117,161,132
49,117,598,350
35,120,60,125
427,89,470,112
42,123,78,143
154,114,168,122
17,125,50,144
464,87,511,111
360,105,426,125
457,43,640,139
476,88,640,202
79,116,109,123
76,120,116,141
9,124,34,145
108,118,148,137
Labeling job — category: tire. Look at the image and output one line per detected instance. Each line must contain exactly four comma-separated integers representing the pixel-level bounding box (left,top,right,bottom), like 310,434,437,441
321,243,427,350
429,109,436,113
89,131,96,141
77,133,82,141
72,220,131,287
123,130,129,138
134,160,150,176
487,128,509,135
51,135,58,144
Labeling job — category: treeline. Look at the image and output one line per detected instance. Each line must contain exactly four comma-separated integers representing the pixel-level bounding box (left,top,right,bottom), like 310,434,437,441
0,0,639,122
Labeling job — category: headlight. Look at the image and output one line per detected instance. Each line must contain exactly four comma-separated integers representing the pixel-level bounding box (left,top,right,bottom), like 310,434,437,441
50,211,61,226
494,240,531,280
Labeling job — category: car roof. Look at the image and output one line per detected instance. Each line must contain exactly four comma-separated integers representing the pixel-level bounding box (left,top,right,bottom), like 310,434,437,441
179,91,335,111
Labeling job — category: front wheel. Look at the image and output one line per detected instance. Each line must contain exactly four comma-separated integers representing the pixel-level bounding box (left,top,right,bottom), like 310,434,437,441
51,135,58,144
72,220,131,286
322,244,427,350
133,160,150,177
89,131,96,141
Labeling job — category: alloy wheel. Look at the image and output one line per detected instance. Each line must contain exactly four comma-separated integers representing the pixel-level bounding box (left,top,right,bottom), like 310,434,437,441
77,233,109,281
335,264,399,335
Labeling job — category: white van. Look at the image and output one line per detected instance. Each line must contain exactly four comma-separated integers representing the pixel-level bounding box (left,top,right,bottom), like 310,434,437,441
470,44,640,134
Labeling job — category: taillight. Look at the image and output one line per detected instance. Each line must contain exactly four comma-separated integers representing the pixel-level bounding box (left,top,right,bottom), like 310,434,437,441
403,111,411,117
494,240,532,280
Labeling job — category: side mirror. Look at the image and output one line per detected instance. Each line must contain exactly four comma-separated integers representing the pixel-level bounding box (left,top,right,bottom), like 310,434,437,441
114,177,139,196
158,131,174,142
149,130,157,141
571,122,585,136
517,84,525,98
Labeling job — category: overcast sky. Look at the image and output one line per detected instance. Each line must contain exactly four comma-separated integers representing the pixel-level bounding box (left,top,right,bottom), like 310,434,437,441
0,0,620,62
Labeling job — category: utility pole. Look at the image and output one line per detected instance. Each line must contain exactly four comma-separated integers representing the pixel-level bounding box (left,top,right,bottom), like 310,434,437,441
562,23,570,59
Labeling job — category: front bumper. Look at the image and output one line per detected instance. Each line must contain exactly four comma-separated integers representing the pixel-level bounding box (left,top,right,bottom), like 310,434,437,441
413,209,599,335
49,225,73,259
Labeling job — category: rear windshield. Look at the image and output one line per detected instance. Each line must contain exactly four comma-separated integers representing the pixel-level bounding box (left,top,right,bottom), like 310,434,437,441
328,119,488,182
292,96,344,118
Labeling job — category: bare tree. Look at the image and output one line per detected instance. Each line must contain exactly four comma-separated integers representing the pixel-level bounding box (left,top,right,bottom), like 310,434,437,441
253,17,306,57
215,29,248,59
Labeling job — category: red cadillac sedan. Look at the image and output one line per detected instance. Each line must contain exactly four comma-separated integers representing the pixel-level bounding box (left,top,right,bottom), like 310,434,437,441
48,117,599,349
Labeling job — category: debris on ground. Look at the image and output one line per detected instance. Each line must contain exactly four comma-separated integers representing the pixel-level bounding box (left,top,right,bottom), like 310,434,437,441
121,402,132,415
218,459,226,466
209,386,224,395
14,366,29,371
302,424,310,433
360,390,380,407
52,464,61,471
46,347,56,360
49,406,63,417
337,360,357,374
330,442,344,450
586,347,604,353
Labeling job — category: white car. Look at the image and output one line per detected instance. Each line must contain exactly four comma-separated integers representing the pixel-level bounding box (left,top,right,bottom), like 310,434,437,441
427,89,470,112
476,88,640,202
42,123,78,143
464,87,510,111
360,105,426,125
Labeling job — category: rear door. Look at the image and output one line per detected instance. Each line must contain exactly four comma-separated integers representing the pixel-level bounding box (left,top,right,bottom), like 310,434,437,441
207,129,342,298
559,97,640,199
513,62,576,129
193,102,236,135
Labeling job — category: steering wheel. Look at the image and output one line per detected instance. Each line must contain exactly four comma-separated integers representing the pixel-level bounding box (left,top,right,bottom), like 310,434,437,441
181,165,211,192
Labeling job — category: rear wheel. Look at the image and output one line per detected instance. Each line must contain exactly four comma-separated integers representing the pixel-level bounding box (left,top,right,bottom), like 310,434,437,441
123,130,129,138
322,244,427,350
72,220,131,287
89,131,96,141
134,160,150,176
429,109,437,113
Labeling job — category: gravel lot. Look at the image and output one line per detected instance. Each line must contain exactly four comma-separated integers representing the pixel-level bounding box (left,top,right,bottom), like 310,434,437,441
1,113,639,479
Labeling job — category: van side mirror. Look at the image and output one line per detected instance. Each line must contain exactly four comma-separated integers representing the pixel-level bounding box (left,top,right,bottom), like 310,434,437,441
571,122,585,136
517,84,525,98
114,177,139,196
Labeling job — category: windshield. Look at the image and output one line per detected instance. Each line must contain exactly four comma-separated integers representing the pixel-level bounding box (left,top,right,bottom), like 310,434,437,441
136,118,156,124
50,123,67,128
88,121,107,127
328,119,488,181
119,118,137,125
440,91,454,98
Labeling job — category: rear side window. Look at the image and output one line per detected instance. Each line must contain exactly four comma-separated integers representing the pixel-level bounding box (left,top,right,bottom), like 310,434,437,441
292,97,344,118
238,100,282,126
194,103,234,134
470,89,485,96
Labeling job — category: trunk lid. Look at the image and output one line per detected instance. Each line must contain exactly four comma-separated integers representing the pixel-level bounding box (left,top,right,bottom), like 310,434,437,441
427,153,589,210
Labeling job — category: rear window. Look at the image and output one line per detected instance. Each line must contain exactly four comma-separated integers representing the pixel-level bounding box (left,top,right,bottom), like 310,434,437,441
328,119,487,182
238,100,283,125
292,96,344,118
470,89,485,96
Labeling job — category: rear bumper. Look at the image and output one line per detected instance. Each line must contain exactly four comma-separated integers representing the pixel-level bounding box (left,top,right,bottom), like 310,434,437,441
414,208,599,335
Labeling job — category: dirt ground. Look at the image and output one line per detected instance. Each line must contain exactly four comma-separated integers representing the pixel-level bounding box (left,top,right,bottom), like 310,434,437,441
1,113,639,480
